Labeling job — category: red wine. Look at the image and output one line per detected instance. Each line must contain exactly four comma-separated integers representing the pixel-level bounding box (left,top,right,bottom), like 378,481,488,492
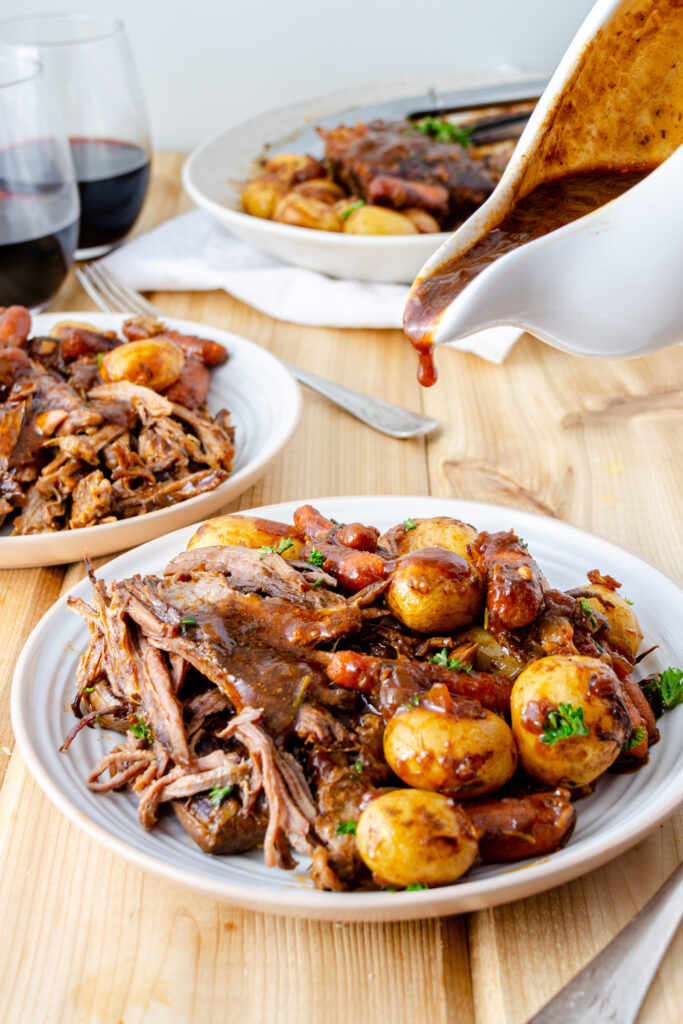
0,220,78,309
70,138,150,250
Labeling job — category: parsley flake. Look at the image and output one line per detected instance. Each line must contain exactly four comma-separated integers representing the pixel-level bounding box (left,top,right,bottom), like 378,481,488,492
84,685,95,694
352,759,364,776
341,199,365,221
336,820,357,836
623,726,646,752
429,648,473,673
517,537,528,549
594,640,605,654
259,538,294,559
307,548,325,567
130,715,153,743
580,597,598,628
209,784,233,806
310,578,322,588
405,882,429,891
413,118,474,147
403,517,417,530
659,667,683,710
540,703,589,746
624,597,634,606
96,352,104,368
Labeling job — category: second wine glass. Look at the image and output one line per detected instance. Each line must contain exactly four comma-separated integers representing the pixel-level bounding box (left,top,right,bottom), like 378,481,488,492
0,13,151,259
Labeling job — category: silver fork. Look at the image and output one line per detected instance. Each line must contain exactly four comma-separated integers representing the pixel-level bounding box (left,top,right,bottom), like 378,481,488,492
75,263,439,440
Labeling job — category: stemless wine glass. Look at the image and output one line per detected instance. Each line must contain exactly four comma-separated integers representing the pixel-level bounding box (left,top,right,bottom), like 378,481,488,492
0,53,79,310
0,13,151,259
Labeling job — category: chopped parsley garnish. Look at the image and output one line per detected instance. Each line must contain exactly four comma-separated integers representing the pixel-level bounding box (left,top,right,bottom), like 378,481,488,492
403,517,417,530
310,578,322,588
340,199,365,220
352,759,364,776
96,352,104,368
209,784,233,806
580,597,598,628
412,118,474,147
540,703,589,745
336,820,357,836
429,648,473,673
623,726,646,752
84,685,95,694
659,667,683,709
405,882,429,891
594,640,605,654
517,537,528,549
624,597,634,606
259,538,294,559
130,715,153,743
307,548,325,567
180,615,198,636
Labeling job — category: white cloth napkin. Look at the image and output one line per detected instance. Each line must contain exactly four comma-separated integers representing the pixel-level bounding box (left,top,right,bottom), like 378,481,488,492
103,210,522,363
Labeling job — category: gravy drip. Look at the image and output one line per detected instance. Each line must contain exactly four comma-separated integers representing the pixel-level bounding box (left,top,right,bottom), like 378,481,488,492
404,169,652,386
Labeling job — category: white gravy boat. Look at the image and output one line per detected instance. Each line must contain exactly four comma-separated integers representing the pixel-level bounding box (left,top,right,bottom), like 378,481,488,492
404,0,683,362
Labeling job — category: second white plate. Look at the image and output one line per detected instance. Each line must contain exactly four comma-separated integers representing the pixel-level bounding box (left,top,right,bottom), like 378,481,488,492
0,313,301,568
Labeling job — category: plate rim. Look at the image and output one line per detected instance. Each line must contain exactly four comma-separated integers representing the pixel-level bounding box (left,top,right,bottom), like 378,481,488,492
11,494,683,920
0,312,302,566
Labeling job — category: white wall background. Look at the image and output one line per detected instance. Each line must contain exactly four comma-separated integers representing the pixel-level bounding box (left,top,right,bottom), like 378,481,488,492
7,0,595,150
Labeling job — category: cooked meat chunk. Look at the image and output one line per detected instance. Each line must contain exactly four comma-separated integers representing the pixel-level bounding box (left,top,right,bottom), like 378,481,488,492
319,120,500,226
69,470,113,529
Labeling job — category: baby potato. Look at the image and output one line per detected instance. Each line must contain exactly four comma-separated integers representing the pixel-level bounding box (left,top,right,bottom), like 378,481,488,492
264,153,325,185
241,177,287,219
342,205,419,235
50,319,102,338
402,208,441,233
456,626,528,680
384,705,517,798
410,516,479,562
187,513,303,558
273,194,342,231
386,548,484,632
356,789,480,888
582,585,643,658
292,178,344,205
100,339,184,392
510,655,631,788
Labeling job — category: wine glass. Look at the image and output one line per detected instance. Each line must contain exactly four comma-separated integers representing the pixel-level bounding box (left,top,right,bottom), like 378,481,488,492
0,53,79,311
0,13,151,259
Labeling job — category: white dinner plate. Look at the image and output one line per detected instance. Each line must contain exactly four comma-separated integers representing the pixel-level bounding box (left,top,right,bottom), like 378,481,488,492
0,313,301,568
11,496,683,921
182,72,544,284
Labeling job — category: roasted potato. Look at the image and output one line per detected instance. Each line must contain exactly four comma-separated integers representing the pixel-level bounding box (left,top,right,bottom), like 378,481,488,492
187,513,303,558
510,655,631,787
263,153,325,185
582,585,643,658
384,704,517,797
456,625,528,680
356,789,480,887
100,338,185,392
241,177,287,219
386,548,484,632
402,208,441,233
292,178,344,205
273,194,342,231
50,319,101,338
342,205,419,235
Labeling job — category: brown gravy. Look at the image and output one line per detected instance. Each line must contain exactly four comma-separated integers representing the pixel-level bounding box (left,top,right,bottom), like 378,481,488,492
404,169,652,386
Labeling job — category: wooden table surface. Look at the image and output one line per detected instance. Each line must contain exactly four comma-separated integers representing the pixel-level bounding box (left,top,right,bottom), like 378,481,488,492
1,153,681,1024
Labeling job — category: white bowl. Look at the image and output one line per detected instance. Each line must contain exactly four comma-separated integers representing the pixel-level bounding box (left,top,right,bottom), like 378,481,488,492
182,73,543,284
